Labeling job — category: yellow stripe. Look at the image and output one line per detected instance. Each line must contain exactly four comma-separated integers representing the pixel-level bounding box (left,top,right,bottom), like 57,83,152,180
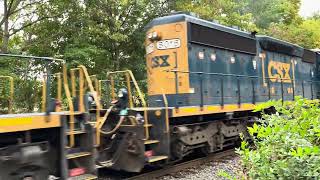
172,103,257,117
0,114,61,133
0,117,32,126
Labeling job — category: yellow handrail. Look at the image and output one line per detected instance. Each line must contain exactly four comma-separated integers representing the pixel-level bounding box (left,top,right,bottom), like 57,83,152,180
0,76,14,114
90,75,99,95
125,73,133,108
63,63,76,148
106,70,149,140
70,68,80,98
110,76,115,100
42,77,47,112
70,68,87,112
162,92,169,133
49,59,76,148
55,73,62,112
79,69,85,112
77,66,103,146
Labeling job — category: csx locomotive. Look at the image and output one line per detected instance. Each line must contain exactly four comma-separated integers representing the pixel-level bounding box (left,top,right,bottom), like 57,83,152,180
0,13,319,179
97,13,320,173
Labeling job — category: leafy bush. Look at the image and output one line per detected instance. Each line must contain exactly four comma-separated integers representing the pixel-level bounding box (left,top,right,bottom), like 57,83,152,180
238,97,320,179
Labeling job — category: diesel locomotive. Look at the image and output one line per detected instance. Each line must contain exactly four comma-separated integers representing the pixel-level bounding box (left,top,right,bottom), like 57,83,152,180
100,13,320,172
0,13,319,179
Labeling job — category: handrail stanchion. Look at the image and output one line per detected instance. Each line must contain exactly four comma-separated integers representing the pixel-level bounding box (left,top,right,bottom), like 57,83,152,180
125,72,133,108
173,69,179,110
79,69,84,112
110,76,115,101
63,63,76,148
220,76,224,108
237,77,241,107
42,77,47,112
267,79,271,100
311,82,314,100
162,92,169,133
70,69,77,98
252,78,255,104
55,73,62,112
199,72,204,110
280,78,284,104
292,79,295,100
302,81,305,98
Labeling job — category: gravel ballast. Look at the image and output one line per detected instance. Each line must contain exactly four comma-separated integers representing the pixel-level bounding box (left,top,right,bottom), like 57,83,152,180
158,155,243,180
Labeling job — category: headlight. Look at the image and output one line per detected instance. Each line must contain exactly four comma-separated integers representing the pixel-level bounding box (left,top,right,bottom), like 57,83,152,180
152,32,158,39
118,91,123,98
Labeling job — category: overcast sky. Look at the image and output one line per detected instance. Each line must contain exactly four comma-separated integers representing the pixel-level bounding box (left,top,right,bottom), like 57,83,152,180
299,0,320,17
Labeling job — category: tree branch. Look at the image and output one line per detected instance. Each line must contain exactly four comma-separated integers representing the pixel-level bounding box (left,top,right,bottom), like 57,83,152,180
9,13,61,36
119,3,134,29
9,0,43,16
8,8,37,31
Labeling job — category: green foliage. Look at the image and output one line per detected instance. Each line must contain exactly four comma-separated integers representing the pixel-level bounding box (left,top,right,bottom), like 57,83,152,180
238,97,320,179
174,0,257,31
24,0,169,81
244,0,301,29
1,0,319,112
217,169,238,180
266,18,320,49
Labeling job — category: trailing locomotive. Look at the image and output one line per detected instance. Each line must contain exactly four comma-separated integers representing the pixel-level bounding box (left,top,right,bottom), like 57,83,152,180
89,13,320,174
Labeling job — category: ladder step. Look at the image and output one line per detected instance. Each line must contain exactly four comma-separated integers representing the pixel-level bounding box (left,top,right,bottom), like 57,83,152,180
88,122,96,126
89,108,109,111
96,160,113,169
119,124,153,128
144,140,159,145
147,155,168,163
120,125,137,127
65,111,84,115
66,130,86,135
67,152,91,159
144,124,153,127
68,174,97,180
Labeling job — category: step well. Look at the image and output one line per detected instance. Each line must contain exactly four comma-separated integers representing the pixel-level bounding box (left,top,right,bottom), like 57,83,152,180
66,130,86,135
147,155,168,163
144,140,159,145
68,174,97,180
67,152,91,159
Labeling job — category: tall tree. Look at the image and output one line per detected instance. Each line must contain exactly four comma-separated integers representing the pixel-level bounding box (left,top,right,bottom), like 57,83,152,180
25,0,169,80
173,0,257,31
0,0,63,53
267,18,320,49
243,0,301,29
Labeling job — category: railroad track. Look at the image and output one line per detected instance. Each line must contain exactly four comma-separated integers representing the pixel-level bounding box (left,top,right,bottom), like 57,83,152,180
126,149,236,180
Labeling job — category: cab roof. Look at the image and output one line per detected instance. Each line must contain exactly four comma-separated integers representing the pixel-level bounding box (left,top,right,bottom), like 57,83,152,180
145,13,255,40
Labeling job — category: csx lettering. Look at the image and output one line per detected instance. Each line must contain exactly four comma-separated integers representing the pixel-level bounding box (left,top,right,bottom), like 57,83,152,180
151,55,170,68
268,61,291,83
